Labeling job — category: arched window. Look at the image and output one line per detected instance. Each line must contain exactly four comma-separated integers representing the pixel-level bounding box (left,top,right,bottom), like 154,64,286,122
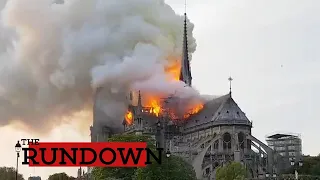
247,139,251,149
238,132,245,149
213,140,219,149
213,161,220,170
223,132,232,149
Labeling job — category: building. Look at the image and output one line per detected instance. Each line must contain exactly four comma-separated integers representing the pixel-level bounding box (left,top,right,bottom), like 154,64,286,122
90,12,287,180
76,167,90,180
266,133,302,169
28,176,41,180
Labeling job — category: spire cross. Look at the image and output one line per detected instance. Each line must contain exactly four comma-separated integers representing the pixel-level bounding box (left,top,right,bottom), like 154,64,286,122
228,76,233,93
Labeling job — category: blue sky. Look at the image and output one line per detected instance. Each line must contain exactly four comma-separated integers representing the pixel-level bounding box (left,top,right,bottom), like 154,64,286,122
0,0,319,179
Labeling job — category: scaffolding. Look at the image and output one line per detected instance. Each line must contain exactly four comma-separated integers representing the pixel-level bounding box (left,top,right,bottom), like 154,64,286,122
265,132,302,164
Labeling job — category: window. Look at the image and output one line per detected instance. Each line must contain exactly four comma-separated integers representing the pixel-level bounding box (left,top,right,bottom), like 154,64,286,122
288,146,296,150
275,146,286,151
289,152,296,156
214,140,219,149
247,139,251,149
205,168,210,174
238,132,245,149
279,152,285,156
223,133,232,149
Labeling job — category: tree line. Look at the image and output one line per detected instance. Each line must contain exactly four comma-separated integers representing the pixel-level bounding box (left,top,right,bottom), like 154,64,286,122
1,135,319,180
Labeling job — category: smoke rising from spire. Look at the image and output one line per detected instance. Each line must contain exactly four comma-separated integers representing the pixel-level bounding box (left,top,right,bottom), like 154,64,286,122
0,0,197,133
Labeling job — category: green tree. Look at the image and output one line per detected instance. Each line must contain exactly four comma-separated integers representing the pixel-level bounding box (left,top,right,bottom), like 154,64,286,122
310,163,320,176
216,162,247,180
0,167,24,180
48,172,75,180
91,134,197,180
91,134,156,180
133,155,197,180
298,155,320,176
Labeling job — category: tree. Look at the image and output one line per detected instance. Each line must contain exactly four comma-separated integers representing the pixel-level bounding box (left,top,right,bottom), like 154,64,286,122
216,162,247,180
91,134,156,180
298,155,320,176
133,155,197,180
91,134,197,180
48,172,75,180
0,167,24,180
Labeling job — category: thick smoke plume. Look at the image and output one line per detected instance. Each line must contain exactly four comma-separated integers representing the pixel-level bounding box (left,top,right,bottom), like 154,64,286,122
0,0,197,133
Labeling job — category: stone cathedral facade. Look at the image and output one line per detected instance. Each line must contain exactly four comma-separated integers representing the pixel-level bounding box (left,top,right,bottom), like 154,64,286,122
90,13,286,180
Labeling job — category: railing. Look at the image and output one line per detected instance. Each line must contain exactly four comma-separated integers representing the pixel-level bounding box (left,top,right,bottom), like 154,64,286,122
279,174,320,180
247,174,320,180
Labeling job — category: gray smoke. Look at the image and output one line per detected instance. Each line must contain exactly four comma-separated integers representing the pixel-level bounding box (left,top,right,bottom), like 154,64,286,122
0,0,197,133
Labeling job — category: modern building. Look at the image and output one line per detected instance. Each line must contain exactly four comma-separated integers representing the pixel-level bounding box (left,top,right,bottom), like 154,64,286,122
90,12,288,180
266,133,302,169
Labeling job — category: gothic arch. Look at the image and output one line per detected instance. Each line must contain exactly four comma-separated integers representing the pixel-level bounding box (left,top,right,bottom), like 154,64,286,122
213,139,219,150
251,142,267,155
238,132,245,149
190,132,276,179
223,132,232,149
246,134,274,174
192,135,220,179
194,134,220,149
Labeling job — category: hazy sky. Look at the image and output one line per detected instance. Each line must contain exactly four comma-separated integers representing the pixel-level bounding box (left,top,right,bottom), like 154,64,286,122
1,0,320,179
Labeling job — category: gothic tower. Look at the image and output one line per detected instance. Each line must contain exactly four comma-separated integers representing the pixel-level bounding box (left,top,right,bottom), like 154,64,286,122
135,91,143,135
90,87,112,142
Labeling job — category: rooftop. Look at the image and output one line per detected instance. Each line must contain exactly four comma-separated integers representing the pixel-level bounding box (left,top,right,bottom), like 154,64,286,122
266,133,299,139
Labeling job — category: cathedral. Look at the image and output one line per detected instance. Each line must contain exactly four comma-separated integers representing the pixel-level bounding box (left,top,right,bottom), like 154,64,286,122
90,12,287,180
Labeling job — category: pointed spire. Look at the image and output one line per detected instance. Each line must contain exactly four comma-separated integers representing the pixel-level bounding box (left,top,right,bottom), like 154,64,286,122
179,1,192,87
183,11,189,63
129,91,133,101
184,0,187,14
228,76,233,97
137,90,142,108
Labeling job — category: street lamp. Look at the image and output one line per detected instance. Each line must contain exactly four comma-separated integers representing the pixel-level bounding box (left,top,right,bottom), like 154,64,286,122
291,158,303,180
155,120,161,148
265,172,270,178
166,150,171,158
165,150,171,178
157,120,161,127
15,141,21,180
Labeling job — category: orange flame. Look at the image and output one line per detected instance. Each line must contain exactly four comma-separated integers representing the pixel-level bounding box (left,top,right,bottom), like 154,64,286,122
149,99,161,116
164,59,181,81
125,111,133,125
125,56,204,123
183,104,204,119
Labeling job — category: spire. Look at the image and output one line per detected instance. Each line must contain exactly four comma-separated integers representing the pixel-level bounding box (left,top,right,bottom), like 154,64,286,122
179,1,192,87
228,76,233,96
137,90,142,108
